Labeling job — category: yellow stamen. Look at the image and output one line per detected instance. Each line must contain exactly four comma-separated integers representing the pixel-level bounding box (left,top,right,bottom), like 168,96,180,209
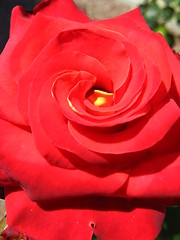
87,89,113,107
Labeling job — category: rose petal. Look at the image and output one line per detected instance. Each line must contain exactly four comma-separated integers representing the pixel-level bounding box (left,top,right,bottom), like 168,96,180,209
0,44,25,125
151,117,180,154
33,0,90,23
32,68,109,168
126,153,180,198
121,117,180,199
53,71,96,115
158,34,180,107
109,41,145,111
84,41,146,117
5,187,165,240
0,14,81,125
10,6,33,37
173,50,180,62
109,8,150,31
29,49,113,126
95,16,172,97
36,69,146,171
50,29,130,92
16,19,82,122
29,67,112,168
121,53,162,121
0,5,37,125
11,15,82,80
68,99,180,154
0,119,129,200
37,75,131,168
18,27,124,123
37,69,128,169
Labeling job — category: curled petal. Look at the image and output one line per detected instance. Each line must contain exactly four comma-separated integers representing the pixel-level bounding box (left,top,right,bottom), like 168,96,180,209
68,99,180,154
33,0,90,22
10,6,33,37
95,16,172,98
49,29,129,92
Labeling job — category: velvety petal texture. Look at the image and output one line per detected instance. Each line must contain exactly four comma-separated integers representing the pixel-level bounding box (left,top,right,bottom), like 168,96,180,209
4,187,165,240
0,1,180,240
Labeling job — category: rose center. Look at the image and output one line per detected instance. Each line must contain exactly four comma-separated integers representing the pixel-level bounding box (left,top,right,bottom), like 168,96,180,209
87,89,114,107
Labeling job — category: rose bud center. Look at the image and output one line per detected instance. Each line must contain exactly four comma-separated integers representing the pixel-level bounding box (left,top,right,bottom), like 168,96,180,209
87,89,114,107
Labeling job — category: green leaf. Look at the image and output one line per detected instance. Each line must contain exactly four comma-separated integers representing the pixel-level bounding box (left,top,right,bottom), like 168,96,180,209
143,4,160,29
173,233,180,240
177,12,180,24
159,6,174,22
154,25,168,37
92,234,98,240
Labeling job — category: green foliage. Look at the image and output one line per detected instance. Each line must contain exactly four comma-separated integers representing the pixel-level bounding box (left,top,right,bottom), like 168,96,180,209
92,234,98,240
157,206,180,240
140,0,180,47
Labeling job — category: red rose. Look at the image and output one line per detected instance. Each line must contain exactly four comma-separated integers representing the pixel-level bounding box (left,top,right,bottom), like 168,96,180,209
0,0,180,239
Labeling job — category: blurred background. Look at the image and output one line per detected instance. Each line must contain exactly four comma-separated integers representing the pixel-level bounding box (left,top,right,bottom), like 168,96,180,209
0,0,180,239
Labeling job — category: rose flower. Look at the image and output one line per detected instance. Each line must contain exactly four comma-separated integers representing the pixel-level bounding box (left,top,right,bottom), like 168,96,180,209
0,0,180,239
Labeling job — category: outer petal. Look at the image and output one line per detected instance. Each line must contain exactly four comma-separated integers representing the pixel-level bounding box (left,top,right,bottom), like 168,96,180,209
0,119,129,201
5,187,165,240
114,8,150,31
9,6,33,37
34,0,90,22
157,34,180,107
173,50,180,62
0,6,34,125
126,153,180,198
0,43,25,125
